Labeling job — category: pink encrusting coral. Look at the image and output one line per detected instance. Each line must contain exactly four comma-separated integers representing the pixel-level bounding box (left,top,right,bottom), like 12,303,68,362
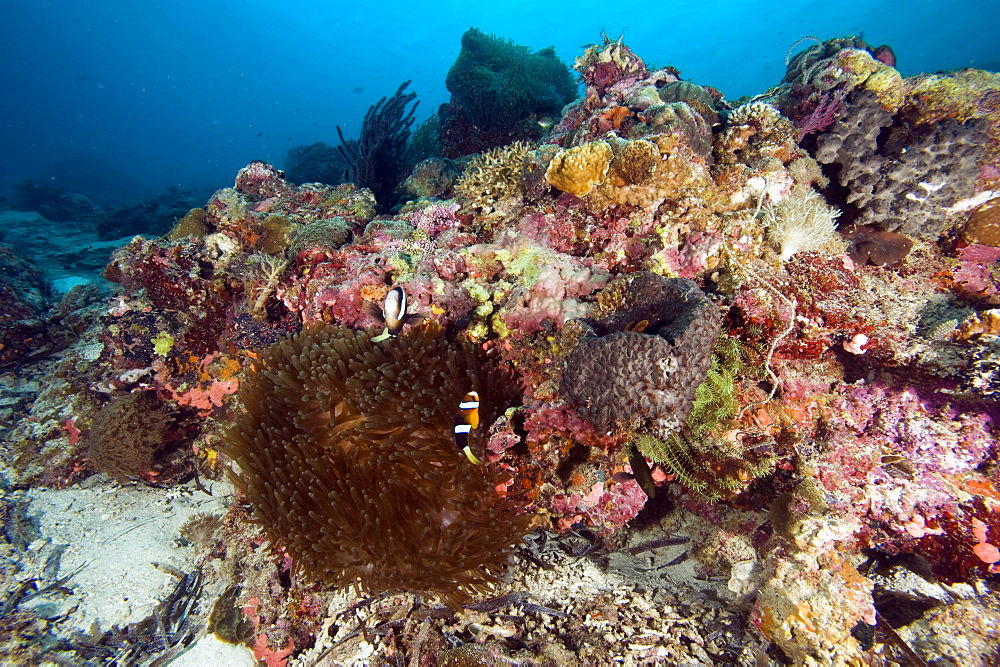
822,382,997,517
550,480,648,533
406,200,463,237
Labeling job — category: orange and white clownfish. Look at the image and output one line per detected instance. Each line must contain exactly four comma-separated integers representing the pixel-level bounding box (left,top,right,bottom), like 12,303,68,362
361,286,424,342
453,390,483,464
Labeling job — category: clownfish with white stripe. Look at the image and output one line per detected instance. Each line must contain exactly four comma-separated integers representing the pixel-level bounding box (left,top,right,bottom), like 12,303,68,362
362,286,425,342
454,390,483,465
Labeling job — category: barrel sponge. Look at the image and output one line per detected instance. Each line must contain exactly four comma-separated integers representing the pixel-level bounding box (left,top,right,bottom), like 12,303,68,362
816,90,989,239
560,273,722,437
870,118,988,239
221,322,529,608
545,140,613,196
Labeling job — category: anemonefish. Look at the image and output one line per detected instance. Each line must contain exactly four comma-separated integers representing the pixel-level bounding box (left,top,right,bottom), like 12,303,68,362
454,390,483,464
361,286,424,342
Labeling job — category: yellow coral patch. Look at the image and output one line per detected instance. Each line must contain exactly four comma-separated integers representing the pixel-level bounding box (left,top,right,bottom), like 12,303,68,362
151,331,175,356
862,66,905,110
165,208,209,241
608,138,659,186
455,141,530,214
544,141,613,197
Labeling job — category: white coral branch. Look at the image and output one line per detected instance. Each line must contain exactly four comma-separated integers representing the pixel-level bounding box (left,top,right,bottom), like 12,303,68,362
762,189,842,262
249,252,289,319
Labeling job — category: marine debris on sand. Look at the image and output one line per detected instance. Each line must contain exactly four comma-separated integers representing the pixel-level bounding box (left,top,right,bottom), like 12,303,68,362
2,32,1000,665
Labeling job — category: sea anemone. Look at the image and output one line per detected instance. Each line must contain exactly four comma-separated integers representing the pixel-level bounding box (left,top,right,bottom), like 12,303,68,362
221,322,529,607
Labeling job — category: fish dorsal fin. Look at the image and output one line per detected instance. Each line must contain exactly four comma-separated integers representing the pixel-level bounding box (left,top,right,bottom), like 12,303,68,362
361,300,386,322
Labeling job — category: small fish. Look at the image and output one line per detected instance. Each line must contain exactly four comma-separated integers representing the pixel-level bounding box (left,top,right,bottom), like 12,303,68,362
612,444,657,497
362,286,424,342
454,391,483,464
624,319,650,333
536,116,555,129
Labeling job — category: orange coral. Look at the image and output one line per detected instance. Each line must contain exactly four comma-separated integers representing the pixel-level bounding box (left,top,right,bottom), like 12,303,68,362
953,308,1000,342
599,105,633,130
544,141,613,197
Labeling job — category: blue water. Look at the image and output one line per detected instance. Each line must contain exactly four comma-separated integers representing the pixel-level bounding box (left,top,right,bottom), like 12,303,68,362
1,0,997,205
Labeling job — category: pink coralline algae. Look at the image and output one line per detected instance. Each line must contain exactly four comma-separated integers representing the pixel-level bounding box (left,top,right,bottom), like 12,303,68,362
495,246,609,334
524,402,621,451
819,380,998,548
953,243,1000,297
516,212,578,255
574,36,649,99
235,160,291,200
550,480,648,533
407,201,463,238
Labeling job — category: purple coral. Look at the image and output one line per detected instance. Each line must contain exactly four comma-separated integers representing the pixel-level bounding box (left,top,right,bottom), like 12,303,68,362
407,201,462,238
796,88,847,141
235,161,289,200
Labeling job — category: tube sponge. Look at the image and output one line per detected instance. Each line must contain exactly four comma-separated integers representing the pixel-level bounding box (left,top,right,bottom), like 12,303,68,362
221,322,529,607
762,188,842,261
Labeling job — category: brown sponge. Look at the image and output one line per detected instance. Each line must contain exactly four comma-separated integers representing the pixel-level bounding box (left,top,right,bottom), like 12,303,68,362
560,273,722,437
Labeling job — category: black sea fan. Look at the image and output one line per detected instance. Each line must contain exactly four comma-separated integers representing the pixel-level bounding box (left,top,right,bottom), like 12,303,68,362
222,322,528,607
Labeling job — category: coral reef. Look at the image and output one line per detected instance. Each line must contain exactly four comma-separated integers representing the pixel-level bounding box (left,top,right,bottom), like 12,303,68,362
90,186,200,240
633,334,776,499
770,36,906,130
762,36,998,243
283,142,349,186
0,244,52,367
754,480,875,663
3,33,1000,666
